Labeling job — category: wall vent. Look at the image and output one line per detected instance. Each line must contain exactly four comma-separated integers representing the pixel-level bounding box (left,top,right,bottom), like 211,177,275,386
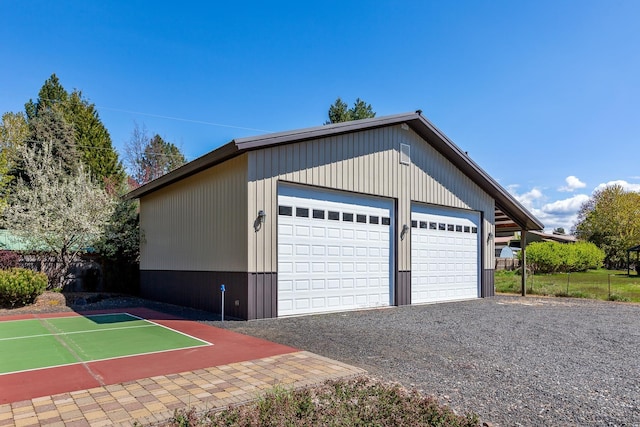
400,143,410,165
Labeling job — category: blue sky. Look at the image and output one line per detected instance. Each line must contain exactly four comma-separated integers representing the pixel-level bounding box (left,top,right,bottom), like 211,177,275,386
2,1,639,232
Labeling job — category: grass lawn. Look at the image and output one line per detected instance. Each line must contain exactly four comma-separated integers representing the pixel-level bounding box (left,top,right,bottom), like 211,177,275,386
495,269,640,302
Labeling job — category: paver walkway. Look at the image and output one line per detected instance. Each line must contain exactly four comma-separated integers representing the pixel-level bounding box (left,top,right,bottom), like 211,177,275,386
0,351,365,426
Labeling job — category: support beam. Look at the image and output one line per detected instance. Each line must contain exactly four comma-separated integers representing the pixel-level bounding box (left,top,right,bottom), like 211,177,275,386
521,229,527,296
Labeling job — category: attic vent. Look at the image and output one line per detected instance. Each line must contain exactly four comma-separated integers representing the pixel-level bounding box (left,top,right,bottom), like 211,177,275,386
400,143,410,165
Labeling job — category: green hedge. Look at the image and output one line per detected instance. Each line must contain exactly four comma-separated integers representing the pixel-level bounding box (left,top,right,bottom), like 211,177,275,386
0,268,48,308
520,241,604,273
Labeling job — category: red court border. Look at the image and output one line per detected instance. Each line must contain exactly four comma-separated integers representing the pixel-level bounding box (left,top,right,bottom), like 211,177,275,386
0,308,297,404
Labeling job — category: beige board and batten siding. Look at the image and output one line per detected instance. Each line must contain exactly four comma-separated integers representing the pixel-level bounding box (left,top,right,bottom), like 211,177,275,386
140,154,249,272
410,134,495,269
248,124,494,274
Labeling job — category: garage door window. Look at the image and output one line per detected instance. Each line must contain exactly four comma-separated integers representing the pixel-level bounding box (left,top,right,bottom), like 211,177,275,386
279,205,292,216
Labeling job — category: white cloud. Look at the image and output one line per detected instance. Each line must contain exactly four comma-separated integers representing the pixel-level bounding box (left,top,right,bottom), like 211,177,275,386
512,187,543,210
507,178,640,233
594,180,640,193
508,186,588,233
558,175,586,192
541,194,590,215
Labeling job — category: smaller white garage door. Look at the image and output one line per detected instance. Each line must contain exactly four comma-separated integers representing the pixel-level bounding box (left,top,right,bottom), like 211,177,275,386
411,204,480,304
278,185,394,316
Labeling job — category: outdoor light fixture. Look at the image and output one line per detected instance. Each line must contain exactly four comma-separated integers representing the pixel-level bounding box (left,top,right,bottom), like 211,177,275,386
401,224,409,240
487,232,494,243
254,210,267,232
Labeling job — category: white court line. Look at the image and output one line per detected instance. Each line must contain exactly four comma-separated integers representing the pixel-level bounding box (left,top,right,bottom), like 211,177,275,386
0,341,211,376
1,312,211,345
0,323,156,342
125,312,213,346
0,311,214,376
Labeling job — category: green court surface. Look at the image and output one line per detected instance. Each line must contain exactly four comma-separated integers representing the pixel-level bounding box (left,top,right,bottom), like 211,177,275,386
0,313,210,375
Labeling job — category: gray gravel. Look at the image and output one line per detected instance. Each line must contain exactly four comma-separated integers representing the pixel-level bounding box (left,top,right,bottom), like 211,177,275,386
210,296,640,426
6,293,638,425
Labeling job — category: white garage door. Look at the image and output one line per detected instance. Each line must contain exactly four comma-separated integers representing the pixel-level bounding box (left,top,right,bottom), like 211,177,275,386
411,204,480,304
277,185,394,316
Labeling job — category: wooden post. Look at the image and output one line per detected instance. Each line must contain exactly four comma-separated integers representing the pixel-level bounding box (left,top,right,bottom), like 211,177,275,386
521,229,527,296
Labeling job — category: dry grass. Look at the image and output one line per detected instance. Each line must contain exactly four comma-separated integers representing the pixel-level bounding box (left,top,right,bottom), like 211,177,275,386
167,376,479,427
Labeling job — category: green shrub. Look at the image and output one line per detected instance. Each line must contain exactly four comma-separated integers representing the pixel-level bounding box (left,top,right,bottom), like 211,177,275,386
608,293,631,302
521,241,604,273
0,268,48,307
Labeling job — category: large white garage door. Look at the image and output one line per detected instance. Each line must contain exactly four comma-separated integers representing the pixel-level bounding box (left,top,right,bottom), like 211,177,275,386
277,185,394,316
411,204,480,304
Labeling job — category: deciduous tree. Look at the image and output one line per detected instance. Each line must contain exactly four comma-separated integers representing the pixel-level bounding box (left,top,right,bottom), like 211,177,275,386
125,122,186,187
574,185,640,268
0,112,28,211
2,142,114,288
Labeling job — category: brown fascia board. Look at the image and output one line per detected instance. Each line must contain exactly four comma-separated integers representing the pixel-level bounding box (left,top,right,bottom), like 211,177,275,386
125,113,417,200
124,141,240,200
404,114,544,231
124,112,544,231
233,113,419,150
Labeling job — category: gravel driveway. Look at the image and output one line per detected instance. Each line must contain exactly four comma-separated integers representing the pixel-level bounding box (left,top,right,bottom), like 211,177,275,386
212,296,640,426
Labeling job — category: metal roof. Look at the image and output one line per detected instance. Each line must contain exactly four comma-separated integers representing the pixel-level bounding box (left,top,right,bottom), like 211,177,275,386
126,112,543,231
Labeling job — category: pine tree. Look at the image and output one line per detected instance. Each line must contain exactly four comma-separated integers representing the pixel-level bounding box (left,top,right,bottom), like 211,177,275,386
23,74,125,186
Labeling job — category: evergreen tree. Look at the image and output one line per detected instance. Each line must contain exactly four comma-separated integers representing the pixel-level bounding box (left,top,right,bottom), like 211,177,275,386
27,105,80,175
24,74,125,186
325,97,376,124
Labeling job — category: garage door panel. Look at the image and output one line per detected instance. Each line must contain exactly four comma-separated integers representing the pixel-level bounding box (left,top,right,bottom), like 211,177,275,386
411,205,480,304
278,187,393,316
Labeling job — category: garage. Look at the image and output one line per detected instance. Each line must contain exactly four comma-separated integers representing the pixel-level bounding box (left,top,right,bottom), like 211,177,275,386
277,185,394,316
130,111,544,319
411,204,480,304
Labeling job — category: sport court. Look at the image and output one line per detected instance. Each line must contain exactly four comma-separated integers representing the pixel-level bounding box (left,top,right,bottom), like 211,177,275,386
0,308,301,405
0,313,210,375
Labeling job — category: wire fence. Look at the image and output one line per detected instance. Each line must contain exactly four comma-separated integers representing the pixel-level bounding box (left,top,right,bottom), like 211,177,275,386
496,271,640,302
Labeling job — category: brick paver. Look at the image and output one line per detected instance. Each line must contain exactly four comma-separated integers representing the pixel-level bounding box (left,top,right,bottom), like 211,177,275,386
0,351,365,426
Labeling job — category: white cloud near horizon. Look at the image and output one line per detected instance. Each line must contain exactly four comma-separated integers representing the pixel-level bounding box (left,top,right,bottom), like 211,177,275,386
508,186,588,233
594,179,640,193
508,177,640,233
558,175,586,192
541,194,590,215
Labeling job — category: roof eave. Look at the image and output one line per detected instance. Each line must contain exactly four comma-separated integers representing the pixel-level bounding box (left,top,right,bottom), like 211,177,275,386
124,141,240,200
124,112,544,232
404,115,544,231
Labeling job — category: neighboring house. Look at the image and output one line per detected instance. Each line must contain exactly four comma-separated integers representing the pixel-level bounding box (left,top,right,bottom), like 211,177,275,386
127,112,543,320
527,230,577,244
496,231,577,258
0,229,100,290
0,229,32,251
